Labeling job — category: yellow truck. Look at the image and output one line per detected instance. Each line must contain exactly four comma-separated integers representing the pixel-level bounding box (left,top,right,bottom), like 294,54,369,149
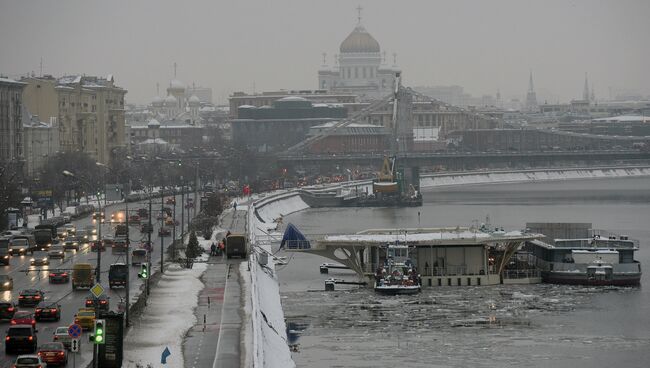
72,263,94,290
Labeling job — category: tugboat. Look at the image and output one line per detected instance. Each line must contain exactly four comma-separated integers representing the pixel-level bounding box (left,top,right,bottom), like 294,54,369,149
374,243,421,295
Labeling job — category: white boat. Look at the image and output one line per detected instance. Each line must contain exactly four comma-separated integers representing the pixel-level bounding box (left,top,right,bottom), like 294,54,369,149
374,243,421,295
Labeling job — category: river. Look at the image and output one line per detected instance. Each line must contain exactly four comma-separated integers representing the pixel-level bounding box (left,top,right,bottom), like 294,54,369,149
278,176,650,368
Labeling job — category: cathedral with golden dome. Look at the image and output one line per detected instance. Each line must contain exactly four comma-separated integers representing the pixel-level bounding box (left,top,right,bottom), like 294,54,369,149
318,8,400,100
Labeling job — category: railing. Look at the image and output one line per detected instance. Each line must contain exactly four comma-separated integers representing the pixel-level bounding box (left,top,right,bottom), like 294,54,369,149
502,269,541,279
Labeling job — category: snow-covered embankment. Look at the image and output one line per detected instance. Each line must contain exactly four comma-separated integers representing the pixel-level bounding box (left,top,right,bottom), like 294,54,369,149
244,191,307,368
420,166,650,188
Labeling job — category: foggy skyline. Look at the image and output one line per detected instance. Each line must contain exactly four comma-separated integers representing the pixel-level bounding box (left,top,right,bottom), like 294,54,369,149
1,0,649,105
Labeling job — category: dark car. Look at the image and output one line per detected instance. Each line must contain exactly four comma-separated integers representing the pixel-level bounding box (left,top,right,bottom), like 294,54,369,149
158,227,170,237
0,274,13,290
90,240,106,252
5,325,38,354
34,302,61,322
11,311,36,329
85,295,109,312
48,269,70,284
18,289,44,307
38,342,68,366
62,238,79,251
0,301,16,320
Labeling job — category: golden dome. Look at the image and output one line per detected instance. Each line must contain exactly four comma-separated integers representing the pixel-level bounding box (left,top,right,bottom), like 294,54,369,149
339,25,380,53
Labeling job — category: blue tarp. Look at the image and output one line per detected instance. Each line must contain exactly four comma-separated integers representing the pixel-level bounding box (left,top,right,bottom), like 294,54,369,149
280,223,311,250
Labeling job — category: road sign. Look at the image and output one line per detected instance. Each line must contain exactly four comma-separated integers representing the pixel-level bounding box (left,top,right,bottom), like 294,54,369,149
71,338,80,353
90,283,105,298
68,324,83,338
161,347,171,364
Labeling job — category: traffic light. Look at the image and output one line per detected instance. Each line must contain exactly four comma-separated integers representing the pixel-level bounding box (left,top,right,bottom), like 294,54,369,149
138,263,149,279
92,319,105,344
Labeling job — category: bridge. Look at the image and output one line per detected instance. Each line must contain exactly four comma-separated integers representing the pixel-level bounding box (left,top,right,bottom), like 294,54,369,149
277,149,650,171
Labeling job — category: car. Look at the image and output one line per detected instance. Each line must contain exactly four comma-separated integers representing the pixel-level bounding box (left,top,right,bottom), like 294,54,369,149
62,238,79,251
52,326,72,350
11,311,36,329
165,197,175,205
90,240,105,252
128,215,141,224
18,289,44,307
0,274,14,290
0,301,16,320
165,217,178,226
85,295,109,312
34,302,61,322
62,223,75,235
5,326,38,354
47,245,65,259
48,269,69,284
73,308,95,330
9,238,30,256
158,227,170,237
38,342,68,366
11,354,45,367
30,251,49,266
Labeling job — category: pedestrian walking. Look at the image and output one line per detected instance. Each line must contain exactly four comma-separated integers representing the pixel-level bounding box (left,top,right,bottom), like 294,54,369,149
210,243,217,256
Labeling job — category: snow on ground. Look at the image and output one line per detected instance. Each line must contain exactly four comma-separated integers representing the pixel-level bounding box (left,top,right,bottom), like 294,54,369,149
123,262,207,367
420,166,650,188
255,193,308,225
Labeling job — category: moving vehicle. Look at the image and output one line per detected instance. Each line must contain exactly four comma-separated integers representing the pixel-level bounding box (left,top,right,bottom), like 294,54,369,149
33,224,55,251
140,223,153,234
0,302,16,320
112,238,128,254
52,326,72,349
9,238,31,256
47,245,65,259
85,295,109,312
128,214,141,224
11,311,36,329
18,289,44,307
48,269,69,284
109,263,128,288
132,249,147,266
34,301,61,322
0,236,10,265
0,274,14,290
114,224,127,238
12,354,46,367
38,342,68,366
62,223,75,235
72,263,94,290
158,227,170,237
30,251,49,266
74,308,95,330
62,238,79,251
374,243,421,296
226,233,248,259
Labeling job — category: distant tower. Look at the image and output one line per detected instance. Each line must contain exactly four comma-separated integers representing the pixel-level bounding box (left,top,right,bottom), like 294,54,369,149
583,72,590,102
496,89,501,108
525,70,538,112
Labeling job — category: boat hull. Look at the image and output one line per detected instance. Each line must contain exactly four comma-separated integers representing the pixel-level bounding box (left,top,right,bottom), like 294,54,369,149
542,271,641,286
374,285,421,295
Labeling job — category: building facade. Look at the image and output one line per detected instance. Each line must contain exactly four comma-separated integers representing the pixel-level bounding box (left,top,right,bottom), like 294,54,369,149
22,116,60,177
231,97,347,152
21,74,127,164
0,77,26,163
306,122,390,154
317,16,400,100
150,79,201,124
228,90,356,119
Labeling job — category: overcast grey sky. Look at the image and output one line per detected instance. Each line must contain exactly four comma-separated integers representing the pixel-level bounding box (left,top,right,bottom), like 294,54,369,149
1,0,648,105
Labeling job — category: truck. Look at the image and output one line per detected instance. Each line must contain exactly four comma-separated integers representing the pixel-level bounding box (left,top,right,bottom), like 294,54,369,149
226,233,248,259
0,236,11,265
9,235,36,255
72,263,94,290
108,263,128,289
33,224,56,250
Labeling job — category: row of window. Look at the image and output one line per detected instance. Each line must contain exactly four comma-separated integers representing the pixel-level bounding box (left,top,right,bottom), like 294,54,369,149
343,66,376,79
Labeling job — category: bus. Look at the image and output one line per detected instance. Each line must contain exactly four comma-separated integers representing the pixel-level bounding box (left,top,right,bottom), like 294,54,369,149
226,234,248,259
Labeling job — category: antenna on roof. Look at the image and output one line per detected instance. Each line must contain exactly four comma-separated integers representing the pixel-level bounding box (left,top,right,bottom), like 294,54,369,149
356,5,362,24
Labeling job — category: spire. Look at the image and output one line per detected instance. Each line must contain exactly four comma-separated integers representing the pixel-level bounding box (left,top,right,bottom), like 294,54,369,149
525,70,538,112
356,5,363,24
322,52,327,66
528,70,535,93
173,62,177,78
583,72,589,101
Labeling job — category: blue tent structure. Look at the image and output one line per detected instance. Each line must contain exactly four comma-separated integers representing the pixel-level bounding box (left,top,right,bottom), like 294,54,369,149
280,223,311,250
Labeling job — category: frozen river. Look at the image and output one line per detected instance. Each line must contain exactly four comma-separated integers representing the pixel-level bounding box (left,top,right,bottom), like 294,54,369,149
278,176,650,368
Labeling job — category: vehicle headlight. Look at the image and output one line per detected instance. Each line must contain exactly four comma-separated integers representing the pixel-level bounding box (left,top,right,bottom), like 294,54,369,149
3,282,9,286
30,258,35,262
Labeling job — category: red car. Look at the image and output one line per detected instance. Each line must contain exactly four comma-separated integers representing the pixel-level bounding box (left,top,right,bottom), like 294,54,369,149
38,342,68,366
11,310,36,328
48,269,69,284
